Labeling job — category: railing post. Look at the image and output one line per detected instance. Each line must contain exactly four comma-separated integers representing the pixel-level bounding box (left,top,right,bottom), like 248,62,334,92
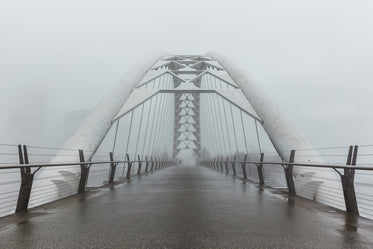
232,155,237,176
145,156,149,172
151,156,154,171
126,153,132,179
220,157,224,172
78,149,90,194
283,150,296,195
137,155,142,175
225,156,229,173
241,154,248,180
256,153,265,185
108,152,116,184
16,145,34,212
340,145,359,215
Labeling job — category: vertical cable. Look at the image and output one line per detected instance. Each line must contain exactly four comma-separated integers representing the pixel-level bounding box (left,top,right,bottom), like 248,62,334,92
160,94,170,157
202,93,217,157
208,92,225,155
205,94,217,156
122,110,134,176
151,75,167,155
149,94,163,155
240,110,248,154
146,94,159,155
112,120,120,154
216,94,232,155
208,75,226,155
152,93,167,155
255,120,262,154
161,93,172,157
229,102,239,154
124,110,134,155
156,93,169,157
140,97,154,158
133,103,145,158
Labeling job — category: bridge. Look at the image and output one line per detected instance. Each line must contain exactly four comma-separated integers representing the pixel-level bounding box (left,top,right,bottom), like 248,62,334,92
1,54,373,248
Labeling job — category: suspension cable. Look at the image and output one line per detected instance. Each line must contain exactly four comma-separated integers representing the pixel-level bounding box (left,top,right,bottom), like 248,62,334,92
202,93,217,157
255,120,262,154
150,93,165,156
229,101,239,154
207,91,224,156
240,110,248,154
150,74,167,155
133,103,145,159
152,93,168,155
216,93,232,156
208,75,227,155
111,120,120,154
122,110,134,176
140,96,154,158
146,94,159,156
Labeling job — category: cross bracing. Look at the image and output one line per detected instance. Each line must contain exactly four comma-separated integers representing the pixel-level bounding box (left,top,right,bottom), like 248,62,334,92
106,55,269,161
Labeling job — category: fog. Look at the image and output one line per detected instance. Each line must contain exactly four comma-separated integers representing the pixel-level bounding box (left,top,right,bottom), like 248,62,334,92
1,0,373,148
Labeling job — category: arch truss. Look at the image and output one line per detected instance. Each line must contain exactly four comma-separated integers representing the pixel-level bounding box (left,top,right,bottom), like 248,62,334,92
111,55,263,160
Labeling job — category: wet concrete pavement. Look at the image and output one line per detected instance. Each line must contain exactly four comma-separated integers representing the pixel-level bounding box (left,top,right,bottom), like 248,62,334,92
1,165,373,248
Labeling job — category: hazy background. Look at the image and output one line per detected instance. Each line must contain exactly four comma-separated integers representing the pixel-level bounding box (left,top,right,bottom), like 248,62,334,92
0,0,372,149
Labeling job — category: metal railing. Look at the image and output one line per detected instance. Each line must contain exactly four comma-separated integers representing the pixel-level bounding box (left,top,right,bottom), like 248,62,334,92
201,145,370,217
0,144,176,217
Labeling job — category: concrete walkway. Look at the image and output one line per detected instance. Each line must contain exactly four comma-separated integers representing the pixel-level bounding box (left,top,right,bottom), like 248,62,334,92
1,166,373,248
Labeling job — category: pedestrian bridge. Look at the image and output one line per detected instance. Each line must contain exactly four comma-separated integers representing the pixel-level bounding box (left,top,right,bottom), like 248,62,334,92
1,54,373,248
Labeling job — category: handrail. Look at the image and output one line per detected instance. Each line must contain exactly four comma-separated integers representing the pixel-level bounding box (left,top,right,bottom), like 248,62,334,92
201,145,364,216
201,160,373,171
0,144,177,215
0,159,176,170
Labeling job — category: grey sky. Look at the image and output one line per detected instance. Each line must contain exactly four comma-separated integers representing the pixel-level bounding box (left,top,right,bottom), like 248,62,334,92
0,0,372,147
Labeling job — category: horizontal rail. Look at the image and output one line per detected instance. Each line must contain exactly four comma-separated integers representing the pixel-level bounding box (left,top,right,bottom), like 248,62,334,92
203,146,365,217
202,160,373,171
0,160,176,170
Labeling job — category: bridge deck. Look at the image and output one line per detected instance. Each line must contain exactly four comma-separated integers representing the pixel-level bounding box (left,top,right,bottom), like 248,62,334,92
1,166,373,248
